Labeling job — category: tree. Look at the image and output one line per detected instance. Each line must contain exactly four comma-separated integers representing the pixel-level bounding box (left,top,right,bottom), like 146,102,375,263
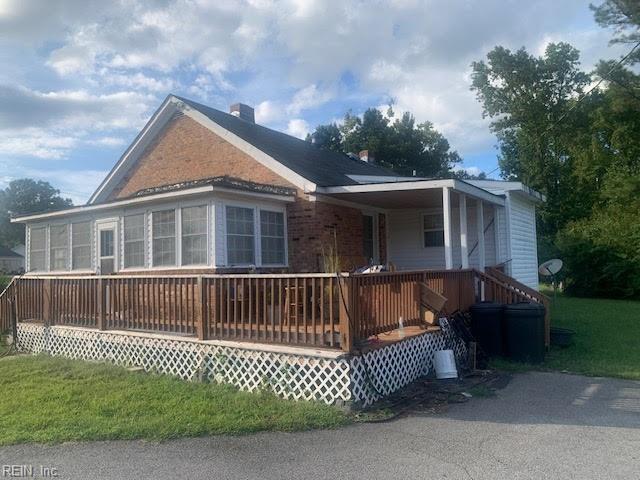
591,0,640,63
307,106,462,177
305,123,342,152
0,179,73,247
470,43,592,239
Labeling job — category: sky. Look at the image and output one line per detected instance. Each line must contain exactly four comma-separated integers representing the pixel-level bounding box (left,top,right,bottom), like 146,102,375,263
0,0,628,204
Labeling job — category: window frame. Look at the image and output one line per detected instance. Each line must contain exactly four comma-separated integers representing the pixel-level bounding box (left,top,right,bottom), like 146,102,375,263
223,201,288,268
123,213,147,269
71,221,92,271
150,208,178,268
180,205,209,267
28,226,47,272
422,212,445,248
48,223,70,272
259,209,286,266
224,204,257,267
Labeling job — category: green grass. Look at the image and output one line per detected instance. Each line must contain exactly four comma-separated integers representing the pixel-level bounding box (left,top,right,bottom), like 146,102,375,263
492,291,640,380
0,355,349,446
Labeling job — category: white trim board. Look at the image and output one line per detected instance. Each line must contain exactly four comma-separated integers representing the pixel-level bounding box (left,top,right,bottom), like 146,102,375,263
315,179,505,207
12,185,294,223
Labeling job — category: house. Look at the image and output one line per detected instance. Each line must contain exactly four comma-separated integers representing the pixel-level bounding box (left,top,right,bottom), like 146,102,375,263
11,95,542,289
0,245,24,274
2,95,547,407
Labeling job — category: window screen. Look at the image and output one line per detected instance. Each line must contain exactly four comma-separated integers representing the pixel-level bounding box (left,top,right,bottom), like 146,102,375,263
152,209,176,267
124,214,145,268
49,224,69,271
181,206,208,266
29,227,46,271
226,206,255,265
260,210,285,265
71,222,91,270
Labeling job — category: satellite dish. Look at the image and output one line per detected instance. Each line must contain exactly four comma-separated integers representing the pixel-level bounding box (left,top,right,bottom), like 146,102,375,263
539,259,563,276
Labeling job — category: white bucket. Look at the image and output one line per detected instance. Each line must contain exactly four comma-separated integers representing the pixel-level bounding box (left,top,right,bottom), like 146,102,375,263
434,349,458,379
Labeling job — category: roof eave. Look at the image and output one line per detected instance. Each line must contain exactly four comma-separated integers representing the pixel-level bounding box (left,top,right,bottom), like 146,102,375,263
12,185,295,223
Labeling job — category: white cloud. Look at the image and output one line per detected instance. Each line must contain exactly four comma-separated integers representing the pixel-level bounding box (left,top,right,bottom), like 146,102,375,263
0,0,630,169
286,84,333,115
286,118,309,139
86,136,126,147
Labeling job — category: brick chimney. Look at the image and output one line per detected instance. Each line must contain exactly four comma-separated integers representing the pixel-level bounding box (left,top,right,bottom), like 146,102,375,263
359,150,374,163
230,103,255,123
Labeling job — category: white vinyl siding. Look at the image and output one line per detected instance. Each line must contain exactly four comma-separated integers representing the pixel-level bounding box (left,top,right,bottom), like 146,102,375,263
152,209,176,267
124,214,145,268
226,206,255,265
49,224,69,271
260,210,285,265
181,205,208,266
387,205,496,270
29,227,46,272
507,193,539,289
71,222,92,270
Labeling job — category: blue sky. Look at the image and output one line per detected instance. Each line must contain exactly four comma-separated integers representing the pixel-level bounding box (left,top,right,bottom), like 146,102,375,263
0,0,628,204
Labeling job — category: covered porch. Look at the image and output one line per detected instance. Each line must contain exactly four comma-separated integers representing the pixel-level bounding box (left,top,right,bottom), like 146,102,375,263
314,179,506,274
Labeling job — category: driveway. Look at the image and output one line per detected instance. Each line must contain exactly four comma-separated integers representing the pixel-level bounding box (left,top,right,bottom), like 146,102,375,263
1,372,639,480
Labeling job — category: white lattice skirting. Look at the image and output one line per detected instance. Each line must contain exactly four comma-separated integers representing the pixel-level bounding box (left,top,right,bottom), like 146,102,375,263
16,323,464,407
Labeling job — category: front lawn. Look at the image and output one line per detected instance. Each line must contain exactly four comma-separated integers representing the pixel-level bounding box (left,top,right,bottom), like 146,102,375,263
0,355,349,446
492,292,640,380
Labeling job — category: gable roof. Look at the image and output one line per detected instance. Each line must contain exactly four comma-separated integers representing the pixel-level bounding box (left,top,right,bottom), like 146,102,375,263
0,246,22,258
88,94,406,204
175,96,400,187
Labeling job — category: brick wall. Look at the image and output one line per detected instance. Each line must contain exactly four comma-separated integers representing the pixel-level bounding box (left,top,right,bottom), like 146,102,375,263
288,197,366,272
107,112,370,272
110,114,295,199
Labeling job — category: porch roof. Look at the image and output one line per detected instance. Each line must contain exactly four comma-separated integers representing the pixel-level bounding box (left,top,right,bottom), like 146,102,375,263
312,179,505,209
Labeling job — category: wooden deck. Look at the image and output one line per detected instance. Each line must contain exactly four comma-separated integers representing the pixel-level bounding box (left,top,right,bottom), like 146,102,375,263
0,269,550,353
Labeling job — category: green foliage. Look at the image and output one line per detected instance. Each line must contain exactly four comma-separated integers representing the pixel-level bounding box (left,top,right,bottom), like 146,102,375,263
470,43,592,238
557,167,640,298
0,276,10,293
591,0,640,63
493,290,640,380
0,179,72,248
0,355,349,445
307,106,462,178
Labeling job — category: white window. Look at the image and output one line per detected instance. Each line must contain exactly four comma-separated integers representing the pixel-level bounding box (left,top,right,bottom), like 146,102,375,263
124,214,145,268
226,206,255,265
181,205,208,266
29,227,46,272
71,221,91,270
260,210,285,265
423,213,445,247
50,224,69,271
152,209,176,267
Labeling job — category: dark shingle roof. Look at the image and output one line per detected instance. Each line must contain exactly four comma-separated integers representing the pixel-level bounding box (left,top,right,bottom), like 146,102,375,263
0,246,22,258
175,96,399,187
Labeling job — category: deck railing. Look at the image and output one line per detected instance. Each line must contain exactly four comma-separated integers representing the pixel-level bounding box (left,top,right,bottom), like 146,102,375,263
0,268,550,351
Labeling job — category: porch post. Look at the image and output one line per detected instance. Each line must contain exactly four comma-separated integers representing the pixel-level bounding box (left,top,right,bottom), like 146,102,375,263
476,200,485,272
459,193,469,269
442,187,453,270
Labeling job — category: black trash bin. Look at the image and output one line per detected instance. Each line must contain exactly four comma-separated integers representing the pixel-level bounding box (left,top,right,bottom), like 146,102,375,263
470,301,504,357
504,302,546,363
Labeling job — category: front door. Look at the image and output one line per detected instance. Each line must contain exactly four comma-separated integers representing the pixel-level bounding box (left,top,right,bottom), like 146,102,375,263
97,221,118,274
